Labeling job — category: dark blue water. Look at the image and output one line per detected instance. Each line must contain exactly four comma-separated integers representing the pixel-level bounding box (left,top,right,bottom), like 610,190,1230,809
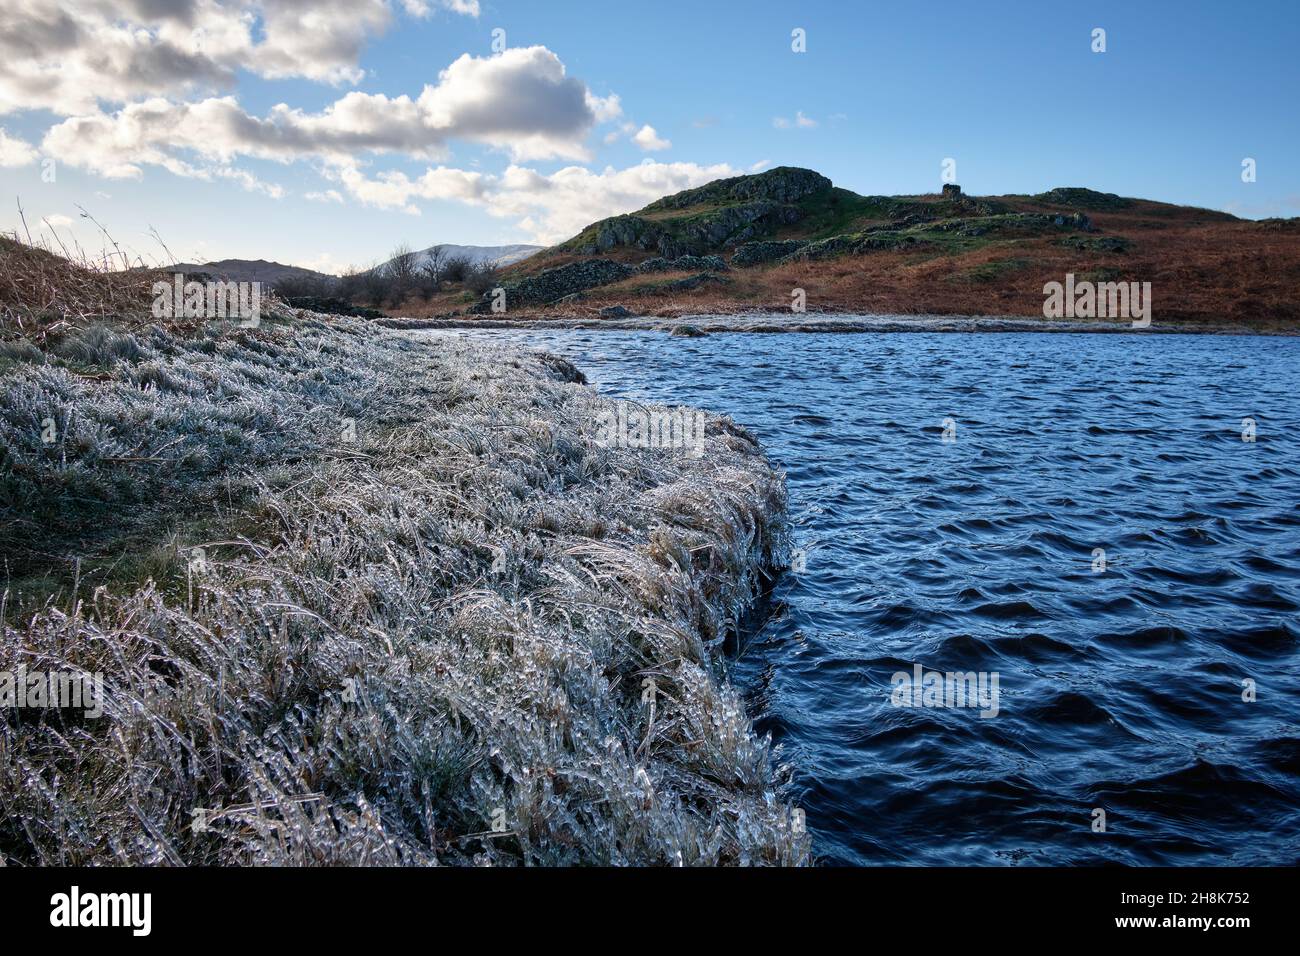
448,328,1300,865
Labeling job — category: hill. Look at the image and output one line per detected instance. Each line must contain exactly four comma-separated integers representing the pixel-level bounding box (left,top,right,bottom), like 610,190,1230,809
546,166,1239,264
388,243,542,272
166,258,333,285
426,166,1297,328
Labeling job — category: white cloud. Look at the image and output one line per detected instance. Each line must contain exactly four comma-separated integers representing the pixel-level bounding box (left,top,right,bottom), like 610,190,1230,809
43,213,73,228
631,124,671,152
0,1,485,117
326,158,739,243
306,189,345,203
41,46,619,185
773,111,817,130
403,0,481,16
0,125,36,165
586,92,623,123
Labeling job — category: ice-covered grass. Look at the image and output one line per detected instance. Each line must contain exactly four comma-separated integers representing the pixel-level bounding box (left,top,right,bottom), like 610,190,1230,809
0,307,808,865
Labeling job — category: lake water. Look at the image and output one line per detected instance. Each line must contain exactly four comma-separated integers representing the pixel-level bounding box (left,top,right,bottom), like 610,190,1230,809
445,327,1300,865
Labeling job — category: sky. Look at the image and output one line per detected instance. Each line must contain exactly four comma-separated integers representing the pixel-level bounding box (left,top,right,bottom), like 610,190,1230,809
0,0,1296,273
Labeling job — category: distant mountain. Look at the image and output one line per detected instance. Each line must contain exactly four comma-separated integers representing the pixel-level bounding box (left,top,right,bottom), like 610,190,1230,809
384,243,542,272
167,258,334,285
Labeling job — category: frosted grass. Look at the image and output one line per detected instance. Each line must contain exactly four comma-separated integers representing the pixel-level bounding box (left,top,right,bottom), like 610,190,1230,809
0,312,808,865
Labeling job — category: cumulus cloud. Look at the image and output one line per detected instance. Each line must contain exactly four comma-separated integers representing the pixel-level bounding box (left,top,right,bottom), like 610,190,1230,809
41,46,621,186
324,159,738,243
0,0,481,116
631,124,671,152
0,126,37,165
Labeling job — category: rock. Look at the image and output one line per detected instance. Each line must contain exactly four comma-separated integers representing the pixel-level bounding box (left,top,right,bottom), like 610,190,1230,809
595,215,662,253
563,169,831,259
1035,187,1133,210
636,255,728,274
1051,212,1093,231
669,324,707,338
1058,235,1130,253
781,231,915,262
942,184,962,198
732,240,809,267
663,273,731,292
470,259,633,312
599,305,633,318
644,166,832,210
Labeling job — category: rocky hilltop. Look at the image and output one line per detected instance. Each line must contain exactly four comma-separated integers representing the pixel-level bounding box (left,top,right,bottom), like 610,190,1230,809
561,167,833,259
454,165,1296,328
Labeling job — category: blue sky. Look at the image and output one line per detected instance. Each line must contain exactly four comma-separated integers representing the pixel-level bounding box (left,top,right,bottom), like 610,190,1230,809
1,0,1296,272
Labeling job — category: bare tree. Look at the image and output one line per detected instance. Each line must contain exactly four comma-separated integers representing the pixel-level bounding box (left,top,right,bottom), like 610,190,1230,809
416,245,446,299
360,260,388,305
441,255,474,284
385,243,419,307
465,261,500,296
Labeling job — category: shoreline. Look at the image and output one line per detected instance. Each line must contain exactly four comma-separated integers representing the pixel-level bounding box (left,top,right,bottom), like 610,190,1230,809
379,310,1297,337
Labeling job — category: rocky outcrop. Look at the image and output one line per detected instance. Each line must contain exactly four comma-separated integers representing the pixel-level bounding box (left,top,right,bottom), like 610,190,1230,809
636,254,728,274
590,215,664,254
732,240,810,267
576,204,806,258
1058,235,1130,253
643,166,832,210
661,273,730,292
781,231,917,262
566,168,834,259
1035,187,1133,210
471,259,632,311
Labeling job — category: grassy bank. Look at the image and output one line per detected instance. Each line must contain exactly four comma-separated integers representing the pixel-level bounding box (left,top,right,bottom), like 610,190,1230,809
0,255,808,864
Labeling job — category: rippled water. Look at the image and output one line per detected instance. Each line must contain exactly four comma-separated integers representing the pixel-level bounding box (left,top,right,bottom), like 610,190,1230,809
443,328,1300,865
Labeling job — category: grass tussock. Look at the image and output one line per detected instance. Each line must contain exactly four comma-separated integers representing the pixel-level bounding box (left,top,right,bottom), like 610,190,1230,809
0,301,808,865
